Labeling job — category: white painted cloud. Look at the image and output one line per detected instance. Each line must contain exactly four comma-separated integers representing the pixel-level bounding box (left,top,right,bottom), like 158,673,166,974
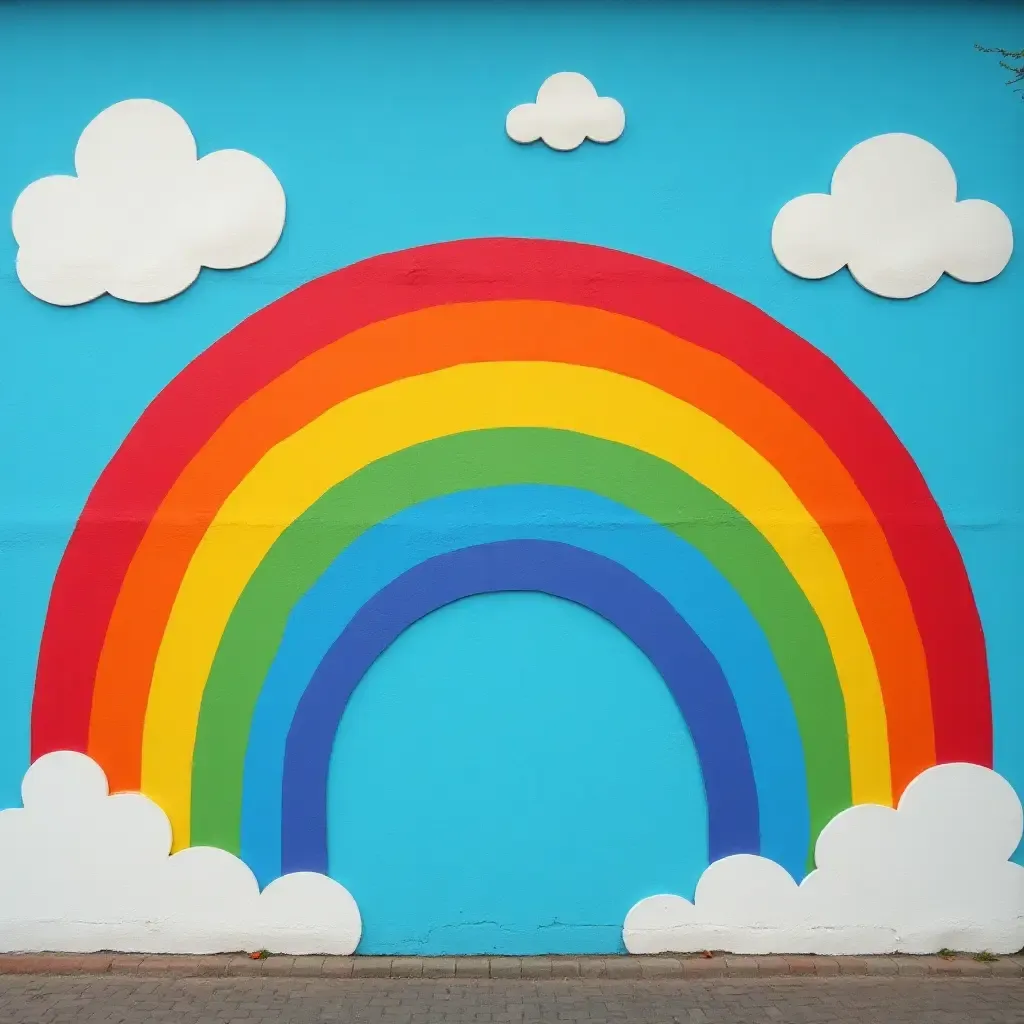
624,763,1024,955
0,752,360,954
771,133,1013,298
11,99,286,306
506,72,625,151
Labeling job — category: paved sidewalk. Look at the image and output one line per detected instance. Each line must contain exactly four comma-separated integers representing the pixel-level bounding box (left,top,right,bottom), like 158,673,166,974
0,974,1021,1023
0,951,1022,979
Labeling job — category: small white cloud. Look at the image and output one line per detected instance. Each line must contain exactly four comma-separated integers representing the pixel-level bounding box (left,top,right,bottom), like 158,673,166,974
506,72,625,152
624,763,1024,955
771,133,1013,299
11,99,286,306
0,752,361,954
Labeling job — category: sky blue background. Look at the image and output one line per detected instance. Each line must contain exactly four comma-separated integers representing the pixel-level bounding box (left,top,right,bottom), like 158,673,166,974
1,0,1022,953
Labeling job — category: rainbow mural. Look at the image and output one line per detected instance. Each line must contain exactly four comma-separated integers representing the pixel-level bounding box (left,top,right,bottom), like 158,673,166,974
30,238,992,889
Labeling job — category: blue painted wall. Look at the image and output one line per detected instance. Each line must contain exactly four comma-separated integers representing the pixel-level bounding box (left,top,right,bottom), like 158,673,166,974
330,592,706,955
1,0,1022,953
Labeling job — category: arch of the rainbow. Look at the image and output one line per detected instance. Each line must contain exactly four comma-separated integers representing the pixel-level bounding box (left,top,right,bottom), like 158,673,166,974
236,484,810,885
31,241,993,848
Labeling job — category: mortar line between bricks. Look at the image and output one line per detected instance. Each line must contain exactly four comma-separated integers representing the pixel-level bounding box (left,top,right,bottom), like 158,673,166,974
0,953,1019,979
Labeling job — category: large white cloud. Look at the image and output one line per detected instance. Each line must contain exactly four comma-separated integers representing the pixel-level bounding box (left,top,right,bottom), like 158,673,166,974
0,752,360,954
11,99,286,306
771,133,1013,299
506,72,625,152
624,763,1024,955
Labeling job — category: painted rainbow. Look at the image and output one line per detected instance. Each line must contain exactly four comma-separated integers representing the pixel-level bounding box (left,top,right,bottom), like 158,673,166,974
31,238,991,887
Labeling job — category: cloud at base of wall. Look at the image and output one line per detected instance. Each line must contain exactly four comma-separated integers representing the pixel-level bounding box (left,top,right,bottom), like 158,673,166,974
623,763,1024,955
0,752,361,954
4,754,1020,955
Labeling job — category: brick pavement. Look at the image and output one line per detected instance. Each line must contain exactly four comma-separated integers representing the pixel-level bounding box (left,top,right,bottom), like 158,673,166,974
0,974,1021,1023
1,952,1022,978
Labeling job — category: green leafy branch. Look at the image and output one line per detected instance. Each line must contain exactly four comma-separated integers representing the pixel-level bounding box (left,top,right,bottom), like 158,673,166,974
976,44,1024,96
